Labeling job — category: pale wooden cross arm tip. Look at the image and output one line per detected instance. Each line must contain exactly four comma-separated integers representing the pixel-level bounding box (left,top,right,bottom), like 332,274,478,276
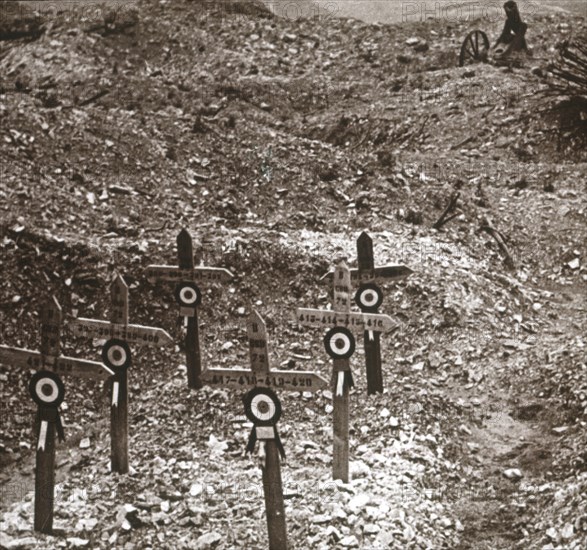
0,345,114,379
67,318,174,346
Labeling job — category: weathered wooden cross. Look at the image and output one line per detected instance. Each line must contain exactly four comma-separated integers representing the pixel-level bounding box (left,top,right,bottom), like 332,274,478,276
202,311,328,550
0,296,112,534
146,228,234,390
298,259,397,482
323,232,413,394
68,274,173,474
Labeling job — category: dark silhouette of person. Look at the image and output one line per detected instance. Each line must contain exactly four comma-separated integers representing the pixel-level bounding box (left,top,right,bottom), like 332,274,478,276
495,1,528,53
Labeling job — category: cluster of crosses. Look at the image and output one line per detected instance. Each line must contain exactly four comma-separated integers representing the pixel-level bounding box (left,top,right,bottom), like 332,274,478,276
0,230,412,548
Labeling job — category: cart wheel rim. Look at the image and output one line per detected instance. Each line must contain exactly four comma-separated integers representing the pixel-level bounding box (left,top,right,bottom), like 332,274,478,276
460,30,489,66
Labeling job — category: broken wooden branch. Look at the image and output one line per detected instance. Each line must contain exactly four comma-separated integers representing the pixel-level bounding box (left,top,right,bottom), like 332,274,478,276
433,191,460,230
78,89,109,107
480,219,516,270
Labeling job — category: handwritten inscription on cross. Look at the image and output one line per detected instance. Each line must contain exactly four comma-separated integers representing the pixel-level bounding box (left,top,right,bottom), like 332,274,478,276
202,310,328,391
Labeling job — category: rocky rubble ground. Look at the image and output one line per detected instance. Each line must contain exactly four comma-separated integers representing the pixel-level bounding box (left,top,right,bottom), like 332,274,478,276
0,1,586,548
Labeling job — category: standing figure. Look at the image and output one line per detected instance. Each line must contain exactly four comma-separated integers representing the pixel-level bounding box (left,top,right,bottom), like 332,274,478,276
493,1,529,58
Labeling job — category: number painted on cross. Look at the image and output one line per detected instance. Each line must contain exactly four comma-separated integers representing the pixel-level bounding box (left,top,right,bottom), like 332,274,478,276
202,310,328,391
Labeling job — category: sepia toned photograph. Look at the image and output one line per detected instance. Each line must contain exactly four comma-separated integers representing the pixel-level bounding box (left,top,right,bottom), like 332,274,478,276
0,0,585,548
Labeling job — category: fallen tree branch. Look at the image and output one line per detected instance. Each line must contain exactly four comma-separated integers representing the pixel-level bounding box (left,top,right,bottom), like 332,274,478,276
433,191,460,230
480,219,516,270
78,89,110,107
407,114,430,145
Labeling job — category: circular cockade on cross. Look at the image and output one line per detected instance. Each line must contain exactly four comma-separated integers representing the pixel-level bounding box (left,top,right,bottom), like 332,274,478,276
244,387,282,426
29,370,65,407
174,282,202,308
101,338,131,372
324,327,355,359
355,282,383,312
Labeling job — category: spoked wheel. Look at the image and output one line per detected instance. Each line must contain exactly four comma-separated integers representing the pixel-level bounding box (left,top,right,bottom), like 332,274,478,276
459,30,490,67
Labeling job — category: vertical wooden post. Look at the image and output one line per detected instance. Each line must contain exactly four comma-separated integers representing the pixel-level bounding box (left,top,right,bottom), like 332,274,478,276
34,297,62,533
248,312,285,547
248,310,269,374
332,261,351,483
40,296,62,363
34,410,57,533
357,232,383,394
263,439,287,550
177,229,202,390
110,275,129,474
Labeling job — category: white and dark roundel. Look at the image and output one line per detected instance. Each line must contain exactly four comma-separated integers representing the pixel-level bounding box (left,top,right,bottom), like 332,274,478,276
324,327,355,359
174,282,202,308
243,387,282,425
355,283,383,312
101,338,131,372
29,370,65,407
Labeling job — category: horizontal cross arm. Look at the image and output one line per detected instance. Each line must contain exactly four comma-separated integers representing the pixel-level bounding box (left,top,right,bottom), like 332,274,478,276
0,345,113,379
201,368,328,391
296,308,397,333
321,265,413,283
146,265,234,284
69,319,173,346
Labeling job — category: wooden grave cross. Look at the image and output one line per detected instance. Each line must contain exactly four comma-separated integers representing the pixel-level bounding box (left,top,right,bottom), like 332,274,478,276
323,231,413,394
297,259,398,482
146,228,234,390
68,274,173,474
202,310,328,550
0,296,112,534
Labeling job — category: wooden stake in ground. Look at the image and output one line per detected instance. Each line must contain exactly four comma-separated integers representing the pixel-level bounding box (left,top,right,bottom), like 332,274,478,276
297,260,397,481
355,232,412,394
244,386,287,550
202,311,327,550
146,229,234,389
69,274,173,473
0,297,112,534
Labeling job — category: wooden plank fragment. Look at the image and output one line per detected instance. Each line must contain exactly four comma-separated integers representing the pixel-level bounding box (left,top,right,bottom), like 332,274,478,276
263,440,288,550
248,310,269,374
321,265,413,283
34,409,56,534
